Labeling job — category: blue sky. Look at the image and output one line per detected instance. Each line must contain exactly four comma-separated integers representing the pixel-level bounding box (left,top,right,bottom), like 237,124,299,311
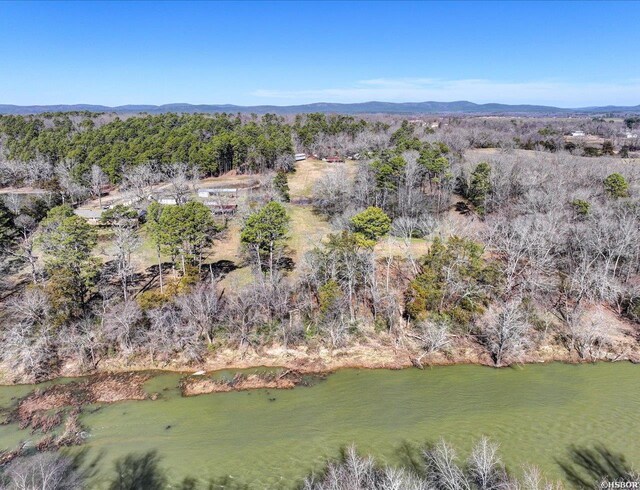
0,1,638,107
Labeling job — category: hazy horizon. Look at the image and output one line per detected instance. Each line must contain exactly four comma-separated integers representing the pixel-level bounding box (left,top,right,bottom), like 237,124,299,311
1,99,638,110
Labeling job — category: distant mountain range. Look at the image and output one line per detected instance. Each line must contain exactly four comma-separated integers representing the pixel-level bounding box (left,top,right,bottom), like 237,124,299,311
1,101,639,115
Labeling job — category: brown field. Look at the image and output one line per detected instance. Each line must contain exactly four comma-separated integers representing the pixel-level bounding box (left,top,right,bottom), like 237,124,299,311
288,158,357,199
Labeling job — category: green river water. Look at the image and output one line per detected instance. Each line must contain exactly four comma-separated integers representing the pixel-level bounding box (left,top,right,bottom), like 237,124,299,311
0,363,639,488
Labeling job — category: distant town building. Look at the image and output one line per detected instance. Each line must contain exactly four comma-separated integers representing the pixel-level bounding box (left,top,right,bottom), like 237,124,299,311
564,132,605,150
158,197,177,205
198,188,238,198
121,196,142,207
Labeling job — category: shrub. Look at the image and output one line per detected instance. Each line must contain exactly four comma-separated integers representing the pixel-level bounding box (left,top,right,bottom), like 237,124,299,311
604,173,629,198
405,236,498,325
350,206,391,245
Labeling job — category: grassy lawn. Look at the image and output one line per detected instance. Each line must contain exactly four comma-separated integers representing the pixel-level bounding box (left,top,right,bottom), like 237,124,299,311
95,227,163,272
206,220,255,289
202,203,335,287
285,204,333,264
84,155,412,295
288,159,327,199
288,158,357,199
374,235,429,259
208,221,242,264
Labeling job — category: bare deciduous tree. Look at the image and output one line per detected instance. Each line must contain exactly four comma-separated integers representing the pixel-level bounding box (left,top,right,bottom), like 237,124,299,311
303,438,551,490
179,283,223,344
312,166,353,217
103,300,145,357
521,465,564,490
61,316,107,370
121,162,159,206
90,164,109,209
54,159,89,204
112,225,140,300
481,299,530,367
468,437,509,490
423,439,472,490
147,305,203,363
1,289,57,381
2,452,84,490
164,162,200,205
559,306,617,361
4,214,40,283
412,318,453,362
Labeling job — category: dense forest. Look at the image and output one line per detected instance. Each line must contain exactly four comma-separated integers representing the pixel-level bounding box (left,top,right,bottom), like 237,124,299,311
0,112,385,185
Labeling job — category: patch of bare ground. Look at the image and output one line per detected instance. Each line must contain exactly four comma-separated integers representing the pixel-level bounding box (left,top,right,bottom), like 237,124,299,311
180,370,321,396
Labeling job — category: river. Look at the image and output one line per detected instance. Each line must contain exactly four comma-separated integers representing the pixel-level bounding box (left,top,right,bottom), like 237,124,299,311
1,362,638,487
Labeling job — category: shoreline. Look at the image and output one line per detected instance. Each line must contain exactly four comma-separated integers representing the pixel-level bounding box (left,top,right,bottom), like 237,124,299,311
0,346,637,463
2,341,638,388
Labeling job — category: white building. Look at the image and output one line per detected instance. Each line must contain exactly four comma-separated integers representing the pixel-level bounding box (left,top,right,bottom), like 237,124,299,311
198,188,238,198
295,153,306,161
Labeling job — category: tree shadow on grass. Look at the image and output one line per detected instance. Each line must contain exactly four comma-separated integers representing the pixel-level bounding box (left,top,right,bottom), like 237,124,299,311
205,259,238,281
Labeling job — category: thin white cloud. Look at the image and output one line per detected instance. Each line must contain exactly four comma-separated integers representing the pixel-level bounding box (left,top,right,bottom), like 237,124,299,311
251,78,640,107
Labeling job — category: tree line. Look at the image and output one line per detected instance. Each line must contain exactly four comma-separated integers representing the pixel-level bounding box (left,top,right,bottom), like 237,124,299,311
0,112,386,189
1,439,636,489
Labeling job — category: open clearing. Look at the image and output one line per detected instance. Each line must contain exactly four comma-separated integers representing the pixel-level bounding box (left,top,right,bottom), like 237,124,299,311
288,158,357,199
4,157,431,296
